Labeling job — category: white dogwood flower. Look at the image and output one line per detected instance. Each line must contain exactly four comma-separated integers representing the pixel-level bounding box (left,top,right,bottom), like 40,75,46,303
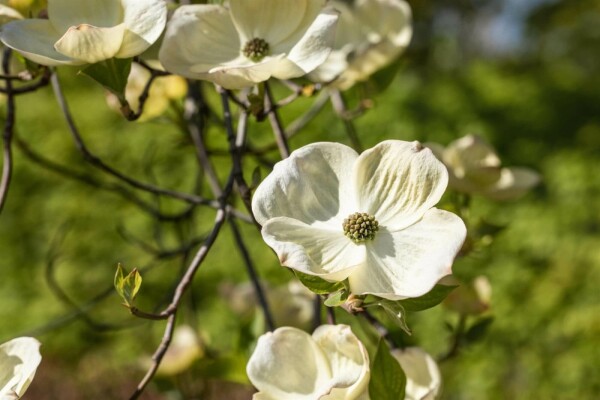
392,347,442,400
159,0,339,89
0,337,42,399
310,0,412,90
0,0,167,65
247,325,370,400
252,141,466,300
427,134,541,200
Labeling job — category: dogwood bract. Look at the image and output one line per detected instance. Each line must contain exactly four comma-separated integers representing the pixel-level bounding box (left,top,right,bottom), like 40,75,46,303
247,325,370,399
0,0,167,65
392,347,441,400
159,0,339,89
0,337,42,399
252,141,466,300
310,0,412,90
427,134,541,200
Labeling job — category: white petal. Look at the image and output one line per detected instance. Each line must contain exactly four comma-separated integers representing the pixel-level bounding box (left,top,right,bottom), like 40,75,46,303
48,0,122,33
392,347,442,400
252,142,359,226
280,10,339,78
442,134,501,180
0,19,82,66
230,0,325,46
261,217,366,281
309,49,349,83
54,23,126,64
313,325,370,400
158,5,241,80
197,55,289,88
0,5,23,24
484,167,541,201
349,209,466,299
354,140,448,231
356,0,412,47
247,327,333,400
117,0,167,58
0,337,42,398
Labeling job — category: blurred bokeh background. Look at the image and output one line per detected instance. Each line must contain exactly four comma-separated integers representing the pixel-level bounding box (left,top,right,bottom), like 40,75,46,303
1,0,599,398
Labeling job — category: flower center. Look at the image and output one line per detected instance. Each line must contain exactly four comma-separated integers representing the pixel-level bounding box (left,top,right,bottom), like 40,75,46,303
242,37,270,62
343,212,379,243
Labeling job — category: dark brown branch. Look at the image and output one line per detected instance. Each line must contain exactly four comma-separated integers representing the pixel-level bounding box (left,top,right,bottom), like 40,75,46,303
0,67,51,95
120,60,170,121
128,313,177,399
329,89,364,152
14,135,199,222
0,48,16,215
264,82,290,158
219,87,275,330
229,217,275,331
50,73,219,208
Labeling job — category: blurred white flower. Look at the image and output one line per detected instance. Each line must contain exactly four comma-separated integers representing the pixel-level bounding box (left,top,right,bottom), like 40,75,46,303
443,275,492,315
159,0,339,89
252,141,466,300
427,134,541,200
310,0,412,90
221,280,315,329
247,324,370,400
105,62,187,121
392,347,442,400
154,325,204,376
0,337,42,399
0,0,167,65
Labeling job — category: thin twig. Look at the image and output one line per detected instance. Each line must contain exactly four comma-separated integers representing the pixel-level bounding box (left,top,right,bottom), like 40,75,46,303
219,87,275,331
14,135,200,221
251,91,329,155
50,73,219,208
128,313,177,400
329,89,363,152
0,67,51,95
229,217,275,331
186,81,223,195
0,49,16,215
264,82,290,158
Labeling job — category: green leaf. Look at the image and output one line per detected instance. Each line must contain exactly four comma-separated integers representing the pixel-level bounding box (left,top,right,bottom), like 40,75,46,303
377,299,411,335
465,316,494,344
114,264,142,307
324,290,349,307
81,58,132,102
399,284,458,312
368,61,400,94
293,271,345,295
369,339,406,400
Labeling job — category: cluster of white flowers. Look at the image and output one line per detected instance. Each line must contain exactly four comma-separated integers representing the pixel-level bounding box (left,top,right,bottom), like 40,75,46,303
247,325,441,400
0,1,537,399
0,0,412,90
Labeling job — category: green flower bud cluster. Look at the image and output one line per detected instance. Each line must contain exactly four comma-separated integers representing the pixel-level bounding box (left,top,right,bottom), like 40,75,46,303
242,37,270,61
343,212,379,243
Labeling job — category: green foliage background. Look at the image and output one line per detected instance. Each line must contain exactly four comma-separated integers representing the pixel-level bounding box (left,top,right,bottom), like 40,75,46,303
1,0,599,398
